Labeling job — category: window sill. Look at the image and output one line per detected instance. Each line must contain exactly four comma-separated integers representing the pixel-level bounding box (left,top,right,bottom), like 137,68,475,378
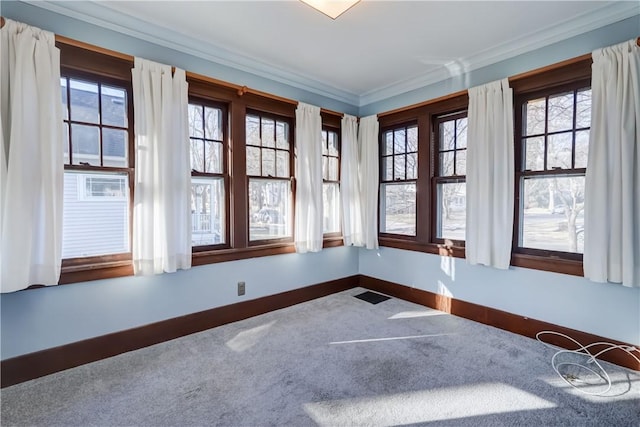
56,238,345,285
379,237,583,277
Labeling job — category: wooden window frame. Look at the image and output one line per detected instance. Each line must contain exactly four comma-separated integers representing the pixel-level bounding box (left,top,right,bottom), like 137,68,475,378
188,97,231,251
245,109,295,246
432,110,468,247
321,124,342,239
58,43,136,285
379,121,419,239
513,79,591,262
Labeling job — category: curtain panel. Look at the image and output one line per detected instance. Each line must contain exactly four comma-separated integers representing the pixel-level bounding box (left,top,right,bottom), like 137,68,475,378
584,39,640,288
0,19,64,292
358,115,379,250
340,114,363,247
466,78,514,269
132,58,192,275
294,102,323,253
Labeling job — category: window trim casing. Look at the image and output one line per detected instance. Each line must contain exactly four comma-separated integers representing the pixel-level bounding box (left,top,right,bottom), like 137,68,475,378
59,62,135,279
513,78,591,262
188,96,231,252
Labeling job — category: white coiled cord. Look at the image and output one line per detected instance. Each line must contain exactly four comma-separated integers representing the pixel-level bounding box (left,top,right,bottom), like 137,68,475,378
536,331,640,396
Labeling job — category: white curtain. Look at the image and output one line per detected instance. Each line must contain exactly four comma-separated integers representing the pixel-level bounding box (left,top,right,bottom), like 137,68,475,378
340,114,363,247
132,58,191,275
584,39,640,288
358,115,379,250
466,78,514,269
0,19,63,292
294,102,323,253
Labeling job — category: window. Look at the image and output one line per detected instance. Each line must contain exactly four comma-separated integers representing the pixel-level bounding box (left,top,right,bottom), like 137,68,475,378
60,75,133,259
322,128,340,234
380,124,418,236
245,111,293,242
188,101,228,247
515,82,591,256
433,112,467,243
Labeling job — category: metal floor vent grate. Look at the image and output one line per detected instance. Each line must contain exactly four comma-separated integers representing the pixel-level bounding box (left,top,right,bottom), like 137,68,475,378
354,291,391,305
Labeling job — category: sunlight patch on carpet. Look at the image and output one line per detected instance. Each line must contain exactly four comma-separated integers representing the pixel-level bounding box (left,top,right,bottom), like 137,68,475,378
303,383,556,425
226,321,276,352
388,310,445,319
330,333,453,345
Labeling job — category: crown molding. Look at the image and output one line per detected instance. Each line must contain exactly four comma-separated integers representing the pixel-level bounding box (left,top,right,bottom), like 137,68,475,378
21,1,639,109
359,1,639,107
22,0,360,106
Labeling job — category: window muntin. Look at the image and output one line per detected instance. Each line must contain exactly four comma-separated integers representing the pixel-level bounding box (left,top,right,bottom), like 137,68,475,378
434,113,467,243
246,111,293,242
516,85,590,255
380,124,417,236
60,75,132,260
322,128,340,234
189,102,227,247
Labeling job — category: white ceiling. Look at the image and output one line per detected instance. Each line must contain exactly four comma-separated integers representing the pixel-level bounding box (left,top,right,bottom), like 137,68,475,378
28,1,639,106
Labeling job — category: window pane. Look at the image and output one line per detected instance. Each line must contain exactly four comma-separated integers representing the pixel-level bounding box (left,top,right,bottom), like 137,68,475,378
406,152,417,180
394,155,406,180
520,176,585,253
70,79,99,124
436,182,466,241
101,85,127,127
407,126,418,152
276,122,289,149
261,118,275,147
439,152,454,176
276,150,289,178
323,182,340,234
62,171,129,258
548,92,574,133
102,128,127,167
547,132,572,169
524,98,545,136
575,130,589,169
380,183,416,236
246,146,261,176
328,132,339,156
205,107,223,140
262,148,276,177
246,115,260,146
189,104,204,138
71,124,100,166
383,131,393,155
440,120,455,150
524,136,544,171
249,179,291,241
61,78,68,120
328,157,339,181
191,139,205,172
456,118,468,148
576,89,591,129
191,177,225,246
382,156,393,181
321,131,328,155
394,129,406,154
455,150,466,175
205,141,222,174
63,123,70,165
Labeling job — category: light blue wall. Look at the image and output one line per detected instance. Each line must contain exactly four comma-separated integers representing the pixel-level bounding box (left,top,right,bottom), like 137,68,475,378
359,247,640,345
1,247,359,359
1,1,638,361
359,14,640,116
0,1,359,116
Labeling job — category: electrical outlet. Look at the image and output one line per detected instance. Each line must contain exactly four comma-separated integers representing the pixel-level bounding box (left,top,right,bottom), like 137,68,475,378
237,281,245,296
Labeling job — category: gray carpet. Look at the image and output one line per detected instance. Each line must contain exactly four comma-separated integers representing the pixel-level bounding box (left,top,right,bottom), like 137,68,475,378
2,287,639,426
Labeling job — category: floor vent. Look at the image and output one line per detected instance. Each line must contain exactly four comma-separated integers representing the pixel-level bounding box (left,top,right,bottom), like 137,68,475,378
354,291,391,305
